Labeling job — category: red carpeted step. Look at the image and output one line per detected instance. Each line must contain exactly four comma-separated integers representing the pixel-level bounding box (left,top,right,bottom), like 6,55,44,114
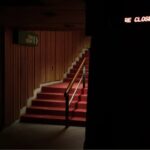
32,99,78,108
70,117,86,126
73,109,86,118
26,106,69,116
77,101,87,109
26,106,85,118
42,86,82,94
70,69,89,74
73,65,89,70
37,92,79,100
64,78,88,82
82,88,88,94
79,94,87,101
67,73,89,78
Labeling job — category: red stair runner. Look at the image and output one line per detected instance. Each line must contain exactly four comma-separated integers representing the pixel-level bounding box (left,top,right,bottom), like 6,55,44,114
20,51,89,127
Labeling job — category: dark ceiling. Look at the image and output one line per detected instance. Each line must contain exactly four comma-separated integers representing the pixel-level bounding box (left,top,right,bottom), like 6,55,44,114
0,0,85,30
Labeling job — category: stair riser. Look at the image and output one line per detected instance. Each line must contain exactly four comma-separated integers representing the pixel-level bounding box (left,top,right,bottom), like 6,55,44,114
79,96,87,101
37,94,79,100
64,78,88,82
76,59,89,63
27,108,66,116
67,74,88,78
42,87,82,94
69,120,85,127
70,70,88,74
74,62,89,65
73,66,89,70
81,88,88,94
32,101,77,108
73,112,86,118
77,103,87,109
32,101,65,107
26,108,84,117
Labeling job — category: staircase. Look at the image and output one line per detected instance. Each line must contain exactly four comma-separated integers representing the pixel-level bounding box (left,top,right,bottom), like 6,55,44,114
20,51,89,126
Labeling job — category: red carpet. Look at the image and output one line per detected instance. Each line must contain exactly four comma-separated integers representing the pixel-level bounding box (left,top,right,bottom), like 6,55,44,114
20,51,89,126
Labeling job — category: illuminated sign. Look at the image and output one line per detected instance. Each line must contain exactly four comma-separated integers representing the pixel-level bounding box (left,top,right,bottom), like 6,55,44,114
13,30,38,46
124,16,150,23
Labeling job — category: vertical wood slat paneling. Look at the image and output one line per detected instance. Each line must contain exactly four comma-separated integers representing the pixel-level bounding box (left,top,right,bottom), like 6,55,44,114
4,30,90,126
20,45,27,108
68,31,73,67
5,30,14,125
56,32,65,80
0,29,5,128
64,32,68,72
13,43,21,120
41,31,46,83
34,31,41,88
45,31,50,82
28,45,34,97
5,30,11,125
50,31,56,81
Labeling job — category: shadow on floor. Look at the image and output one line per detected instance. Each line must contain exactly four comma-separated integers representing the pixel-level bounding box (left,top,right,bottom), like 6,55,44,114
0,121,85,149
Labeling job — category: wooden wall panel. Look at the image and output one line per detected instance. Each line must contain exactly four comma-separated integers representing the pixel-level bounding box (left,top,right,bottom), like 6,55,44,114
45,31,51,82
50,32,56,81
4,29,91,126
20,46,27,108
64,32,69,72
5,30,13,125
0,29,4,129
13,43,21,120
68,32,73,67
28,46,34,97
55,32,65,80
34,31,41,88
41,32,46,83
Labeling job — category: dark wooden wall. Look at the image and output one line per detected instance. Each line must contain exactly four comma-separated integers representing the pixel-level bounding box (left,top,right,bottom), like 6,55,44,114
4,29,90,126
0,28,4,129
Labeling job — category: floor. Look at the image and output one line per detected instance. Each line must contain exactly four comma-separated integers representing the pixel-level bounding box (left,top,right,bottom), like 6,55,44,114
0,121,85,149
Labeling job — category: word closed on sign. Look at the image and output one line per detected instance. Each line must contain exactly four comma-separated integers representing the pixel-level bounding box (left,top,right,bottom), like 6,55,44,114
124,16,150,23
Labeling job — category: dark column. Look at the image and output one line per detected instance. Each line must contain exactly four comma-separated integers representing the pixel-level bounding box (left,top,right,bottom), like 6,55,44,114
0,28,5,130
84,1,150,149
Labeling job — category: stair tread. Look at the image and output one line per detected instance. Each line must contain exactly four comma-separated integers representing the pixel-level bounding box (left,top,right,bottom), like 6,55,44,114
81,94,87,96
75,109,86,112
33,99,78,104
38,92,80,95
71,117,86,121
28,106,76,111
33,99,65,102
28,106,66,110
78,101,87,104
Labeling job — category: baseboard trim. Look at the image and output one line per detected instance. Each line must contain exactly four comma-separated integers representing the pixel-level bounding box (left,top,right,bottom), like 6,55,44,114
20,80,63,116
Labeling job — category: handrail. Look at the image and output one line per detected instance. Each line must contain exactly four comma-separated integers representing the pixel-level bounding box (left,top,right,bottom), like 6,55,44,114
64,56,86,127
69,76,82,105
65,57,86,96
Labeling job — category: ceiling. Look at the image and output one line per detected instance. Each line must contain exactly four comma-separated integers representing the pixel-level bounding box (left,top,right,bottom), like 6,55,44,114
0,0,85,30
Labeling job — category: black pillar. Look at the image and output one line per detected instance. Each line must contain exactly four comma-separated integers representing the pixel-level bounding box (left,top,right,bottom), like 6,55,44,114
84,1,150,149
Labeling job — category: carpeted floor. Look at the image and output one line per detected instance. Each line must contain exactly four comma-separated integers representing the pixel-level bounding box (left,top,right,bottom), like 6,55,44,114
0,121,85,149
